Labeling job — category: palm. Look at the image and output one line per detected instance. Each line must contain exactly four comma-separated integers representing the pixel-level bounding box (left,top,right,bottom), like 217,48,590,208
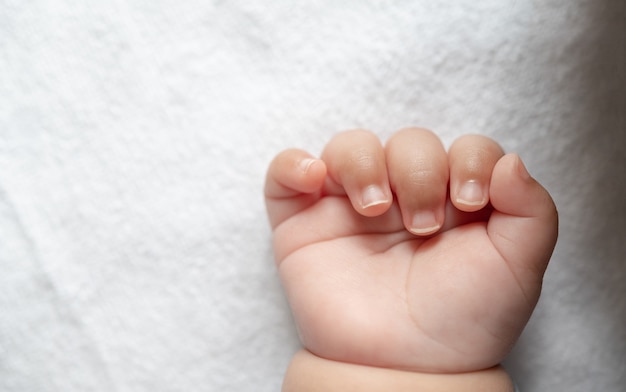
275,195,531,373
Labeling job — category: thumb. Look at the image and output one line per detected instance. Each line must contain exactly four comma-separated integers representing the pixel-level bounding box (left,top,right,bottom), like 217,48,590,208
488,154,558,299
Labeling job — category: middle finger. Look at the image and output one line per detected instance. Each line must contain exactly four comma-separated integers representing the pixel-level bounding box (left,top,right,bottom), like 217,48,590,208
385,128,449,236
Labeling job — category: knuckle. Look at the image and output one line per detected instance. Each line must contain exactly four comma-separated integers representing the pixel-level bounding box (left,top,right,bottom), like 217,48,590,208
349,147,377,170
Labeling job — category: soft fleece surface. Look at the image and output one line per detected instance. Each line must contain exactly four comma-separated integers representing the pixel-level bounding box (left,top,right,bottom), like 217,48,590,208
1,1,624,391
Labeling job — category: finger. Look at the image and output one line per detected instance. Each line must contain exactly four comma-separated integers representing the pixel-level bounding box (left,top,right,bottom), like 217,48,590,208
264,148,327,229
321,130,392,217
385,128,448,235
488,154,558,299
449,135,504,212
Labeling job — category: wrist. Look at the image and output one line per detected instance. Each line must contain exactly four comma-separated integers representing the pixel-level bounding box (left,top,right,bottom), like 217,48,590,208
282,349,515,392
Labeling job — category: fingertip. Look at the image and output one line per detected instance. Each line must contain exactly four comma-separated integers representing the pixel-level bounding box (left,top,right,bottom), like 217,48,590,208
298,157,317,174
265,150,329,229
490,153,532,194
321,129,391,217
511,153,532,181
359,184,393,216
453,180,488,211
490,152,557,219
448,134,503,213
265,149,327,199
408,209,443,236
298,157,327,192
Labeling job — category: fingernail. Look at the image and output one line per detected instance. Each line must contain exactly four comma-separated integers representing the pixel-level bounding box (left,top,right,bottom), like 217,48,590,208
361,185,388,209
456,180,485,206
410,211,441,235
515,155,531,180
299,158,317,173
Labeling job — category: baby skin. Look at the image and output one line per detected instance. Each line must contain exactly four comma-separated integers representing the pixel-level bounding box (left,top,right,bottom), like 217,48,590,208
265,129,558,391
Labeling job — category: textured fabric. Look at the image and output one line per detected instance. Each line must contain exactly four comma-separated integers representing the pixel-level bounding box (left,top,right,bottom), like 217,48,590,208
1,1,624,391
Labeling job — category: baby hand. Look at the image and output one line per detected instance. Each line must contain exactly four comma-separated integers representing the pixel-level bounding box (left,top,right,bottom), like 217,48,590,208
265,129,558,373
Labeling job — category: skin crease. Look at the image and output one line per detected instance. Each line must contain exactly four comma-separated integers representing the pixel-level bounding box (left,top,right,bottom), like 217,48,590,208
282,349,515,392
265,129,558,382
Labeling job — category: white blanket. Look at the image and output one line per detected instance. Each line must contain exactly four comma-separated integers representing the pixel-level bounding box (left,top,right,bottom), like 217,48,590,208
1,1,624,391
